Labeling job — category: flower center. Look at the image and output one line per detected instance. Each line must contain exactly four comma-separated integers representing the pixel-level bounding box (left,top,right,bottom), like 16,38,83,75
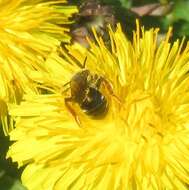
122,90,163,142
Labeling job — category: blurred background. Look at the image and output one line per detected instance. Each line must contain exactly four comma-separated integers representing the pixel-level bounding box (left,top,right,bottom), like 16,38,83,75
1,0,188,189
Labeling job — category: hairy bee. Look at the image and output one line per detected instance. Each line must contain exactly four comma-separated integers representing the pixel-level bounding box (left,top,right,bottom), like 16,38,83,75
70,0,116,48
63,58,118,126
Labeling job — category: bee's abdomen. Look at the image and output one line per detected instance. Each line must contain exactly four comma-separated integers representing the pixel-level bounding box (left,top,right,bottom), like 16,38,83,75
80,87,108,118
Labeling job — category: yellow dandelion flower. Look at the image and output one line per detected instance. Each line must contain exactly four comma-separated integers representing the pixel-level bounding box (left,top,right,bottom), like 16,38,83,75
0,0,77,133
8,22,189,190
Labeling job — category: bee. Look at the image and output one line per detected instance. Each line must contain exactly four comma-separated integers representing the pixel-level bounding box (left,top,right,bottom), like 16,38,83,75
70,0,116,48
63,58,118,126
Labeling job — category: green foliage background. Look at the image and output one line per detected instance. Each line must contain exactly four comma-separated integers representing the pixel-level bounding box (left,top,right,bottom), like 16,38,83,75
103,0,189,41
1,0,189,189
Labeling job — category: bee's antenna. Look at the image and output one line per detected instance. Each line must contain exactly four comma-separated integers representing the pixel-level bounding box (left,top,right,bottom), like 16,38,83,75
82,56,87,69
63,81,71,87
61,81,71,94
59,44,86,69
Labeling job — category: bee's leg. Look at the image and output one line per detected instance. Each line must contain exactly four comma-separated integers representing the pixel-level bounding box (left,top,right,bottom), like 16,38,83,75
64,97,82,127
99,77,122,104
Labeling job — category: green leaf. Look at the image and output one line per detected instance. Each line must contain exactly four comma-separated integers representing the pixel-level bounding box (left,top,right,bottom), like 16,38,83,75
172,0,189,22
118,0,132,8
0,168,26,190
10,180,27,190
0,124,26,190
177,22,189,36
